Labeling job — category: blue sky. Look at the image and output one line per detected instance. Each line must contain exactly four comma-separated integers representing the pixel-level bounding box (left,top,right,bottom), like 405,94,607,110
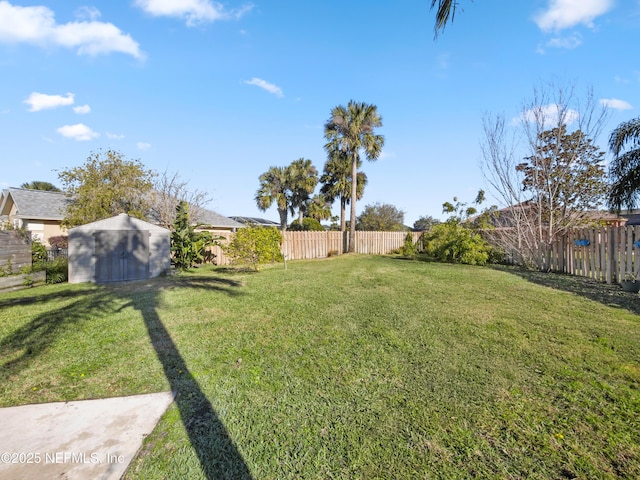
1,0,639,226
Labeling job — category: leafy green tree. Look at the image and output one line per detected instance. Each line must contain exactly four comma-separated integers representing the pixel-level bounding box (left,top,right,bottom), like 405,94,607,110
356,203,406,231
607,117,640,212
58,149,154,227
320,148,367,233
224,225,283,271
413,215,441,231
288,217,325,231
516,125,607,243
255,166,291,231
288,158,318,225
324,101,384,251
171,201,216,270
20,181,61,192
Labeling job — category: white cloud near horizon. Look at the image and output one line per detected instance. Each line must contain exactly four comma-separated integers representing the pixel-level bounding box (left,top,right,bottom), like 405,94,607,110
514,103,579,128
73,104,91,114
0,1,144,59
24,92,74,112
134,0,253,27
137,142,151,150
57,123,99,141
106,132,125,140
535,0,613,32
600,98,633,110
243,77,283,97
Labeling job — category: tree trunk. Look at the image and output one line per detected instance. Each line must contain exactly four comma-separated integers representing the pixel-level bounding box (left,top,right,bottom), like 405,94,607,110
348,154,358,253
278,208,288,231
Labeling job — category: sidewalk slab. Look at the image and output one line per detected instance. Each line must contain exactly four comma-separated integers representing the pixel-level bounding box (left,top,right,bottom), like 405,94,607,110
0,391,174,480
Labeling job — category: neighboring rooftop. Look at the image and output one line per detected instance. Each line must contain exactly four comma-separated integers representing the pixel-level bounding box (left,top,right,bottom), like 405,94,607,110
197,210,244,230
230,216,280,227
0,188,71,221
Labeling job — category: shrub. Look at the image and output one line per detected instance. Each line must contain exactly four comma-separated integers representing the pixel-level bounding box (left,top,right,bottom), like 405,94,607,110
31,239,48,264
423,221,491,266
401,232,418,257
224,226,283,271
48,235,68,249
45,257,68,284
288,218,325,231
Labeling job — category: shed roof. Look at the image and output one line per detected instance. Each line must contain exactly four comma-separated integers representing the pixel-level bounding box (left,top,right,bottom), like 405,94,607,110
0,188,71,220
69,213,170,233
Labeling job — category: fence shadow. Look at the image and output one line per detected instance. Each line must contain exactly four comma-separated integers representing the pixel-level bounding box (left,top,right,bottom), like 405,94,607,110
493,265,640,316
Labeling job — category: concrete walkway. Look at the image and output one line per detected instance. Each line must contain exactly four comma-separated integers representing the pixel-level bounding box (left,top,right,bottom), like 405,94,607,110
0,392,174,480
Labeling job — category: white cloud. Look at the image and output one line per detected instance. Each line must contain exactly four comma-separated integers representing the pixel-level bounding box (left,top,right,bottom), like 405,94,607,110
24,92,74,112
243,77,284,97
137,142,151,150
56,123,99,141
73,104,91,114
544,32,582,50
106,132,124,140
535,0,613,32
515,103,579,128
74,6,101,21
0,1,144,59
600,98,633,110
134,0,253,27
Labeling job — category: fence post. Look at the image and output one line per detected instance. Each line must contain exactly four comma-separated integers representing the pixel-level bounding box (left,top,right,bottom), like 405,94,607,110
607,227,616,284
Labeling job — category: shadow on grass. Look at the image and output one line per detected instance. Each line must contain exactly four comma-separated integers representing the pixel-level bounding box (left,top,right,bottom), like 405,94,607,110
492,265,640,316
0,272,253,479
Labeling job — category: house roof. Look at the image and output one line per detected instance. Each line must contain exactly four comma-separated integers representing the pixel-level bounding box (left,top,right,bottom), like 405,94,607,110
229,216,280,227
197,210,244,229
0,188,71,221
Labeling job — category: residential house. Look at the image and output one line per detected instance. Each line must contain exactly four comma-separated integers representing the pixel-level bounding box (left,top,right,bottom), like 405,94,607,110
0,188,71,245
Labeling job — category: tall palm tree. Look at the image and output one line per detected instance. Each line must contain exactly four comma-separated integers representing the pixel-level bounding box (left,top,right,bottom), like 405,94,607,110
288,158,318,225
608,117,640,212
320,148,367,234
255,166,291,231
324,101,384,252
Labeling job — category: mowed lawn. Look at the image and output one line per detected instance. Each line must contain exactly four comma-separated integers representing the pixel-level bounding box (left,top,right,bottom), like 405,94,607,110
1,255,640,479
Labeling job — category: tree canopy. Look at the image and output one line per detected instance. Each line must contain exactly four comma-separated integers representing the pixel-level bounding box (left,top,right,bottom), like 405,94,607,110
20,181,61,192
356,203,406,231
58,149,155,228
607,117,640,212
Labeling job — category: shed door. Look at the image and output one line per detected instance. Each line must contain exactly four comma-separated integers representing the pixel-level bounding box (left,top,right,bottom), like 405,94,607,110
95,230,150,282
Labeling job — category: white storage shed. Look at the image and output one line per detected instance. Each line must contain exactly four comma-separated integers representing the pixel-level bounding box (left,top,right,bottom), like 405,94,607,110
68,213,170,284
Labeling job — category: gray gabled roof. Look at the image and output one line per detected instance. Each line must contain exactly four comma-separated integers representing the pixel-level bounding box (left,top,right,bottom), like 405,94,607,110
197,209,244,229
0,188,71,221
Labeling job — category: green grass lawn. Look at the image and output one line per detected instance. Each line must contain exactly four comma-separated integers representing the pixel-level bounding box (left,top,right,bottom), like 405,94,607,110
1,255,640,479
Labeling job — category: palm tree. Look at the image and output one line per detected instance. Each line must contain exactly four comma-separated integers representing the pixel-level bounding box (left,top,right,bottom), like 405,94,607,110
324,101,384,252
288,158,318,225
20,180,61,192
430,0,463,38
306,194,333,222
320,148,367,234
255,166,291,231
608,117,640,212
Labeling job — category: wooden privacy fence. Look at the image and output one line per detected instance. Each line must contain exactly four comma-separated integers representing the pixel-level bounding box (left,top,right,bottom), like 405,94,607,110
548,226,640,283
207,230,423,266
